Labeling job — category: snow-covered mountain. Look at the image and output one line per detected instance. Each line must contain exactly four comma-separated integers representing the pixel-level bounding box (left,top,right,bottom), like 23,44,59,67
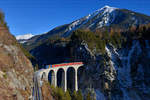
63,5,118,36
62,5,150,37
16,33,34,43
16,33,34,40
23,5,150,48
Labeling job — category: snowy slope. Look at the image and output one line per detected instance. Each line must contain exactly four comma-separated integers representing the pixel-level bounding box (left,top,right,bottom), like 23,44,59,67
63,5,118,36
104,40,150,100
16,33,34,40
21,5,150,46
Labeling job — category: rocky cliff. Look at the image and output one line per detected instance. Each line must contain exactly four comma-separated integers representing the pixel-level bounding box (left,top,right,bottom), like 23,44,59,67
69,28,150,100
26,26,150,100
0,11,34,100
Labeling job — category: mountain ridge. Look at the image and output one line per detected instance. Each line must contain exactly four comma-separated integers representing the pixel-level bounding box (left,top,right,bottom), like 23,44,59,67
22,5,150,50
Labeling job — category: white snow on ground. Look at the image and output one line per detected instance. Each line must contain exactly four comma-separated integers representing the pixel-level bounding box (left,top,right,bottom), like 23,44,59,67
106,45,131,100
19,41,27,43
105,46,116,71
16,33,34,40
105,46,115,68
95,90,105,100
97,5,117,28
68,20,80,31
106,40,149,100
105,42,140,100
98,5,117,13
105,46,111,56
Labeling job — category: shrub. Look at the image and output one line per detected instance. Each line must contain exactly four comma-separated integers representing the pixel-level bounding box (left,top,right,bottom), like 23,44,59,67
3,73,7,79
56,87,65,100
72,90,78,100
65,90,71,100
71,29,106,54
86,92,92,100
77,90,83,100
0,11,7,27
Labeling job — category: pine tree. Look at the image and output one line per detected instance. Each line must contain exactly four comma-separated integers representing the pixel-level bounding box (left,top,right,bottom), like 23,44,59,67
86,92,92,100
57,87,65,100
65,90,71,100
0,11,7,27
77,90,83,100
0,11,4,24
72,90,78,100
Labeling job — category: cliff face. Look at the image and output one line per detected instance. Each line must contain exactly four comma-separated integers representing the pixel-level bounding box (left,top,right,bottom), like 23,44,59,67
27,27,150,100
41,81,53,100
107,40,150,100
0,12,34,100
70,35,150,99
77,40,150,100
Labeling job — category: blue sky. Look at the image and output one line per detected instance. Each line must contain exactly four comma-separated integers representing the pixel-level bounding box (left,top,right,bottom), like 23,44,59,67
0,0,150,36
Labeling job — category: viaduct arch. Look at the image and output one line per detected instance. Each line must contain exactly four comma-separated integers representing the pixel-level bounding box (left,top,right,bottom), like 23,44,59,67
41,62,83,91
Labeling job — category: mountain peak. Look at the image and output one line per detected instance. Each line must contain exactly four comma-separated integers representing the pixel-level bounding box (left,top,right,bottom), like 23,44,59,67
97,5,118,13
102,5,111,8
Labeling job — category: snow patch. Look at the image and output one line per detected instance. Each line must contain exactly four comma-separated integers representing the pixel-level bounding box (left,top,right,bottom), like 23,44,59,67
97,5,117,14
16,33,34,40
63,5,118,36
105,46,117,81
20,41,27,43
105,46,116,68
97,6,117,28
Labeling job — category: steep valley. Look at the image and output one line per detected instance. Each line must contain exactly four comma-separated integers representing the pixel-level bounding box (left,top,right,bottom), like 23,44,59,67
1,5,149,100
20,6,150,100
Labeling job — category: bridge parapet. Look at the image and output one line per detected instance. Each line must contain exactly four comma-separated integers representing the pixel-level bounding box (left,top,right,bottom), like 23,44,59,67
45,62,83,69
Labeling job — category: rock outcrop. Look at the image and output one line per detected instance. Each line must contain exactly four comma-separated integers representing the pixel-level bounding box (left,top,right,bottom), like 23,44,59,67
41,81,53,100
0,11,34,100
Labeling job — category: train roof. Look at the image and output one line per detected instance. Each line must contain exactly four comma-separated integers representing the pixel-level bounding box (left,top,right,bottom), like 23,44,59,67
48,62,83,67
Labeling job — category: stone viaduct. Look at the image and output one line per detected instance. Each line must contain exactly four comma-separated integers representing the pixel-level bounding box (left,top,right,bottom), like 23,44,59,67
39,62,83,92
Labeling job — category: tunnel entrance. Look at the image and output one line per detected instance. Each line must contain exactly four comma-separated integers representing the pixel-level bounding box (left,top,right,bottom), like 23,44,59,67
48,70,55,86
67,67,75,91
57,68,65,89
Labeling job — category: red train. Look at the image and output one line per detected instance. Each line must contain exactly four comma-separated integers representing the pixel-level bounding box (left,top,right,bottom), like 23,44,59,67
46,62,83,69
